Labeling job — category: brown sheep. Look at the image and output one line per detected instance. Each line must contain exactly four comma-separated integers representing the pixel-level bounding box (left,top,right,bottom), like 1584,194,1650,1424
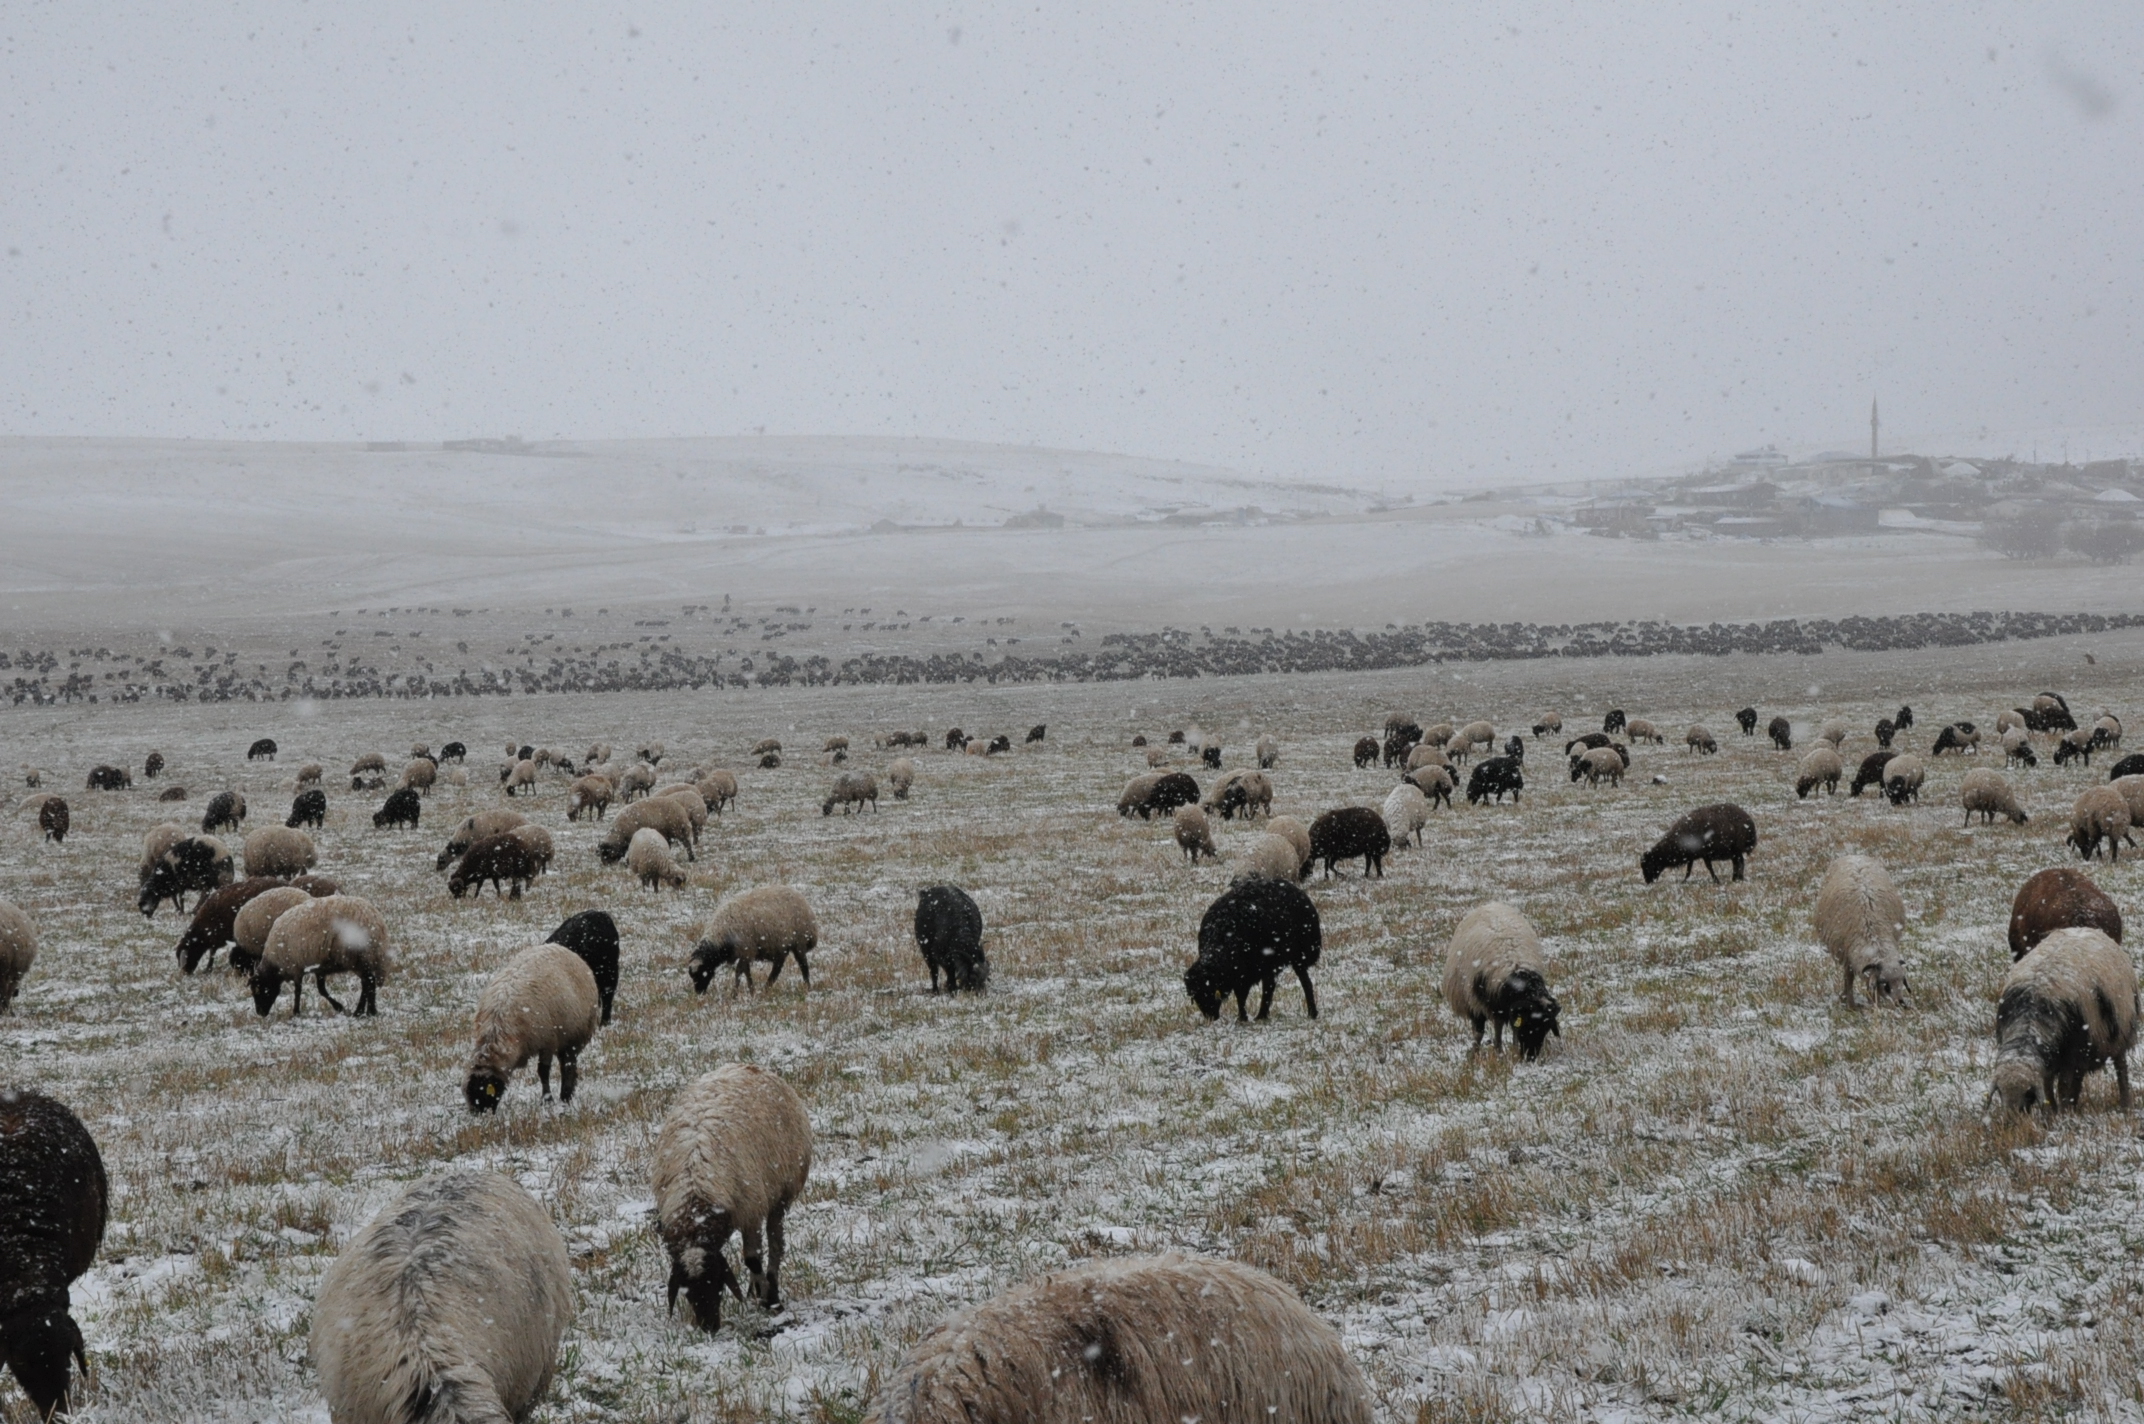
2008,867,2123,962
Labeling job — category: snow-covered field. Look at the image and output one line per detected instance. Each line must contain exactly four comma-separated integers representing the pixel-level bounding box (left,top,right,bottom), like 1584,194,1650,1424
9,617,2144,1422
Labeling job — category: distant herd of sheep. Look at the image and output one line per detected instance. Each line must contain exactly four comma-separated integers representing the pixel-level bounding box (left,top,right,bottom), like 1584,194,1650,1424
1,686,2138,1420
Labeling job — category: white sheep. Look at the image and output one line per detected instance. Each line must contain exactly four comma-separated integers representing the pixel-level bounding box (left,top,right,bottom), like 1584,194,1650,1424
0,899,36,1013
1458,719,1495,750
1172,804,1216,863
509,823,556,875
1575,746,1624,786
1405,741,1450,773
251,894,390,1017
398,758,437,796
1240,833,1304,882
1420,721,1456,750
1406,764,1455,807
1444,732,1472,765
597,796,695,864
312,1171,574,1424
616,761,658,800
1882,753,1925,805
2110,774,2144,829
1626,718,1664,745
1817,718,1849,747
885,758,915,800
689,887,818,993
242,825,317,880
2071,785,2132,862
1795,746,1844,799
1960,768,2030,826
1117,772,1163,817
1382,782,1430,848
1442,902,1561,1058
503,758,539,797
861,1253,1372,1424
140,822,188,877
653,1063,814,1333
295,763,324,786
436,809,528,871
2002,727,2036,766
1685,724,1718,755
567,775,612,821
655,785,709,846
628,826,687,890
464,944,603,1109
822,771,879,816
231,885,312,975
698,768,740,812
1267,816,1313,877
1993,927,2138,1113
1813,855,1909,1007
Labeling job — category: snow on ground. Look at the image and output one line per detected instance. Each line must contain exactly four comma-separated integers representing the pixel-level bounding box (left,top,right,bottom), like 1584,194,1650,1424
9,617,2144,1421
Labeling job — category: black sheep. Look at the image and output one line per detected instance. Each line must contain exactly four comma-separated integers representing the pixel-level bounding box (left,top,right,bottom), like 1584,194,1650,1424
138,837,228,917
1767,716,1793,750
1382,723,1423,768
158,785,188,802
2026,694,2073,733
1503,735,1525,762
1932,723,1978,756
174,876,282,974
913,884,988,992
1025,724,1047,743
2109,754,2144,782
1201,745,1222,770
372,786,422,830
1641,803,1757,883
1564,731,1612,756
247,737,278,761
287,788,327,828
1167,730,1186,744
988,734,1013,754
1352,736,1380,769
1603,709,1626,734
1146,772,1200,819
0,1089,107,1419
1466,756,1525,805
201,790,246,834
439,740,467,762
37,798,67,844
1185,877,1322,1021
1893,705,1915,730
85,764,130,791
1735,707,1758,736
1849,749,1899,797
2054,738,2091,768
944,727,967,750
448,835,544,900
518,744,536,762
143,750,165,779
548,909,620,1023
1308,806,1390,877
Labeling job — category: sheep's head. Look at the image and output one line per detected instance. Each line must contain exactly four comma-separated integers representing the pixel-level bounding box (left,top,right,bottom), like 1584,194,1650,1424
1990,1058,2044,1115
248,964,284,1016
667,1228,743,1333
1506,978,1562,1061
464,1069,507,1113
688,939,735,994
596,837,628,865
1861,956,1911,1006
0,1298,87,1419
1639,843,1671,884
1184,962,1224,1020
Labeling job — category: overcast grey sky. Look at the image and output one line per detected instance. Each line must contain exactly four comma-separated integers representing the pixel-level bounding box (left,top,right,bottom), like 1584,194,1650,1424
2,4,2138,486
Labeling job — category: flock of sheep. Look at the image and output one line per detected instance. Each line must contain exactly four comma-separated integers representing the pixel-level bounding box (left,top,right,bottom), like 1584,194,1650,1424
0,684,2137,1422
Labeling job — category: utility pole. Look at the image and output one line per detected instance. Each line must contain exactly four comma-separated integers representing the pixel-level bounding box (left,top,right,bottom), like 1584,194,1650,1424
1870,398,1879,460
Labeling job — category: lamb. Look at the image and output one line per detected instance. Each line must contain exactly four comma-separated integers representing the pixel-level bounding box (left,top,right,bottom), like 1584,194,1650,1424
1932,723,1981,756
1186,876,1323,1020
822,770,880,816
503,757,540,796
449,834,548,899
885,758,915,800
0,900,36,1013
1466,755,1525,803
1531,712,1563,738
1256,734,1280,767
137,835,234,916
1626,718,1664,745
0,1088,108,1417
1882,754,1926,806
1240,833,1305,883
464,944,603,1109
143,749,165,779
1203,769,1272,820
286,787,327,828
597,795,696,863
2070,785,2132,862
1817,718,1849,747
628,826,688,890
250,893,390,1016
690,886,818,994
859,1252,1372,1424
1407,764,1456,808
914,885,987,991
229,885,315,975
1960,768,2030,826
398,758,437,796
1795,746,1844,799
1991,928,2137,1113
1641,803,1757,883
311,1171,574,1424
201,789,246,833
1813,855,1910,1007
654,1064,814,1333
1767,715,1793,750
1849,749,1899,796
37,796,67,844
1441,901,1561,1058
435,809,528,870
246,737,278,761
1686,724,1719,755
1308,806,1389,877
547,910,621,1023
1736,706,1759,736
1382,782,1431,847
242,825,317,879
1169,804,1217,863
372,785,421,830
85,764,131,791
1268,816,1314,878
176,874,336,974
1351,736,1380,769
2003,728,2039,768
2008,867,2123,961
1573,746,1625,786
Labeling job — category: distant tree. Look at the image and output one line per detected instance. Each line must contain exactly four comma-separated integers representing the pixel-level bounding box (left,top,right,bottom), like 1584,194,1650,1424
2066,519,2144,565
1980,507,2065,560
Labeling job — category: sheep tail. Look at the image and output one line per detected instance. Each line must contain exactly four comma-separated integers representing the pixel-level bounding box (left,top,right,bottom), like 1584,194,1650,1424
408,1359,517,1424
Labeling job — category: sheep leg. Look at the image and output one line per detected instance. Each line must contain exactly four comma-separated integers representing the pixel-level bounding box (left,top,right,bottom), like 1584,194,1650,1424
289,974,304,1018
1839,963,1858,1008
1233,986,1250,1023
764,953,786,987
928,960,941,992
1254,976,1276,1020
795,952,811,986
682,834,695,862
1492,1017,1505,1050
537,1051,554,1099
1469,1015,1486,1051
356,972,377,1016
1732,855,1746,882
1293,964,1318,1018
315,968,349,1014
558,1045,579,1103
766,1205,787,1308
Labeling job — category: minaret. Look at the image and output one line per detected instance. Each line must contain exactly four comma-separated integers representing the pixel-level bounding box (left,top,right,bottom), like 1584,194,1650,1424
1870,398,1879,460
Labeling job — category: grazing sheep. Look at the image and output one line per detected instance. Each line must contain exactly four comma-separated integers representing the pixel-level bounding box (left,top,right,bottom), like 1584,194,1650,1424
1875,716,1897,748
1767,716,1793,750
2112,753,2144,782
1382,782,1431,848
449,834,547,900
510,824,556,876
1466,756,1525,804
1406,764,1456,808
1131,734,1148,748
439,740,467,763
2093,714,2123,750
860,1252,1372,1424
654,786,709,847
1686,724,1719,755
142,749,165,780
435,809,527,870
1457,719,1495,752
1203,769,1272,820
158,785,187,802
177,875,336,974
2003,728,2039,768
1268,816,1314,878
635,740,666,766
1420,721,1457,750
1817,718,1849,747
1187,877,1323,1021
1143,746,1171,768
692,769,740,813
1257,734,1280,767
0,1088,107,1417
38,796,68,844
242,825,317,880
1564,731,1612,756
614,761,661,800
885,758,915,800
1626,718,1664,745
1998,708,2026,736
1849,749,1900,797
1117,772,1164,818
1814,855,1910,1007
140,822,188,874
0,900,36,1013
1405,741,1450,774
286,788,327,828
1026,724,1047,744
398,758,438,796
1352,736,1380,769
1882,754,1926,806
1572,746,1625,787
2029,693,2076,733
1442,901,1561,1058
2111,774,2144,832
1381,724,1421,769
1933,723,1981,756
1132,771,1199,821
1531,712,1563,739
913,885,987,992
1961,768,2030,826
1736,706,1759,736
2009,867,2123,962
349,752,387,779
312,1171,573,1424
372,786,421,830
1992,928,2137,1113
503,757,540,796
1199,744,1222,769
2055,726,2103,768
464,944,603,1110
138,835,234,916
201,789,246,834
246,737,277,761
251,893,389,1016
1603,709,1627,734
2070,785,2132,862
1240,833,1304,883
229,885,314,976
85,764,130,791
822,735,851,755
822,770,879,816
628,826,688,890
1641,803,1757,883
1893,705,1916,731
1167,730,1187,745
690,887,818,994
654,1065,814,1333
566,775,613,821
942,729,966,751
546,910,621,1024
1308,806,1390,878
1172,804,1217,863
1795,747,1845,799
597,795,696,864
